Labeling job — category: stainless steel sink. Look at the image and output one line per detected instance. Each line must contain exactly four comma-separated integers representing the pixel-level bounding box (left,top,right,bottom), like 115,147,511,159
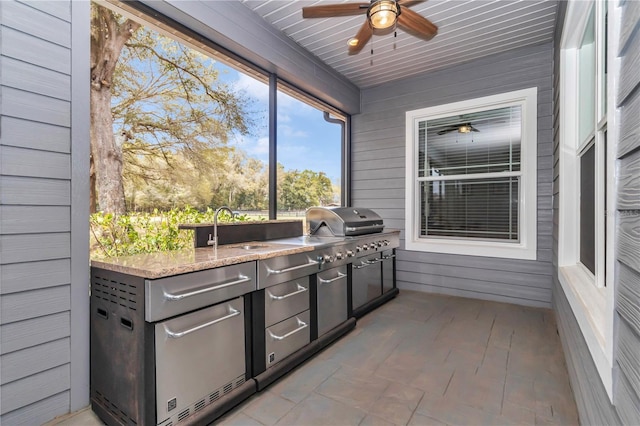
232,244,269,250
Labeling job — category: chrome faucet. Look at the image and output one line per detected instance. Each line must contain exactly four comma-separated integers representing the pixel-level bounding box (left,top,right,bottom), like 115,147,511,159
209,206,234,250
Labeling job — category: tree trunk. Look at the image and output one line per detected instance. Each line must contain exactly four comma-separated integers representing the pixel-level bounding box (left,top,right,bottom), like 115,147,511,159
90,4,140,214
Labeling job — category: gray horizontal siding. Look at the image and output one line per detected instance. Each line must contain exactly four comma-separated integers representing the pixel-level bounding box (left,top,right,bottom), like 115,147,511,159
1,116,71,153
0,364,70,415
1,26,71,74
0,206,71,235
0,285,70,325
0,312,70,355
0,391,69,425
353,43,554,308
1,1,70,47
618,88,640,158
1,259,71,294
0,146,71,180
0,0,74,422
614,5,640,424
1,337,70,384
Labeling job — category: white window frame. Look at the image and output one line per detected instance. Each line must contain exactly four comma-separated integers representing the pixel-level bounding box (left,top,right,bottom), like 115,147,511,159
558,0,617,400
405,88,538,260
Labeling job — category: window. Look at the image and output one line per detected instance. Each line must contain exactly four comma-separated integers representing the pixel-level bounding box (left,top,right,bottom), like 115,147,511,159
405,89,538,259
558,0,613,398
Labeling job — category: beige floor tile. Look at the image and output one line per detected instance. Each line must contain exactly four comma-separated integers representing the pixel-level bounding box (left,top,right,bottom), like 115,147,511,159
218,411,265,426
409,363,455,397
240,391,295,425
407,412,449,426
504,374,536,410
268,358,340,404
368,382,424,425
315,374,389,411
359,414,399,426
275,393,365,426
444,369,505,415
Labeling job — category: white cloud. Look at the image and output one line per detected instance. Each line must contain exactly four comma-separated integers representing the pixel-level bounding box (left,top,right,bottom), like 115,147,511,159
233,73,269,103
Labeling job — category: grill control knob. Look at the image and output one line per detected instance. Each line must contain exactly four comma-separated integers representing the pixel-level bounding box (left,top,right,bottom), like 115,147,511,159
335,252,344,260
362,245,368,251
369,243,377,250
323,254,334,263
377,241,383,247
346,250,355,257
383,240,390,246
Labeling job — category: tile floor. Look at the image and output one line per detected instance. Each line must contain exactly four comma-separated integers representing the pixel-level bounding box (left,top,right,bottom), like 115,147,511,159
50,290,579,426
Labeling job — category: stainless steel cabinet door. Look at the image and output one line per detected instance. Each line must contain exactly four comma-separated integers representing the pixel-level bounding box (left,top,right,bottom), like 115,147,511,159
352,253,382,309
265,310,311,368
317,265,348,336
154,297,245,423
264,278,310,328
381,250,395,293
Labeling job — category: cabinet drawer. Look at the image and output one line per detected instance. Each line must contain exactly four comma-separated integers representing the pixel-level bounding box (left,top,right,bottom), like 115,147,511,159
145,262,256,322
264,278,310,328
317,265,348,336
258,252,320,289
265,310,310,368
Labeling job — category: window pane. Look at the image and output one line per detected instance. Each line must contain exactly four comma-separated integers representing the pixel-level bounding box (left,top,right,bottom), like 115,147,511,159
420,177,519,241
578,6,596,143
420,106,521,177
580,144,596,274
276,90,342,217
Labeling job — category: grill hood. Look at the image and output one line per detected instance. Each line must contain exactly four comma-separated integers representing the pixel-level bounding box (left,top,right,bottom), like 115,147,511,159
306,207,384,237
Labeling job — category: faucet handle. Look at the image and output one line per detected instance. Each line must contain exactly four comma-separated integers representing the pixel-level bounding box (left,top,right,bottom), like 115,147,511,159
207,233,216,246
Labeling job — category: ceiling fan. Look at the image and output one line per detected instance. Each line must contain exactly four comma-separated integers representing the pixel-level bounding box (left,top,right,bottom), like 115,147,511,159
437,123,480,135
301,0,438,55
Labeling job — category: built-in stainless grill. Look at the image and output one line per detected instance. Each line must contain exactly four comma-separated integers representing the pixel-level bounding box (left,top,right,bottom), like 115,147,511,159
306,207,399,319
306,207,384,236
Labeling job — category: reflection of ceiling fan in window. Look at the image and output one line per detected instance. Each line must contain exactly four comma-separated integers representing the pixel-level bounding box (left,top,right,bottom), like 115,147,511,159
437,123,480,135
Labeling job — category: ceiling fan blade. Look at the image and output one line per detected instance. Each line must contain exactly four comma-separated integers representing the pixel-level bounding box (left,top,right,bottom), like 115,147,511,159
302,3,369,18
397,7,438,40
348,20,373,55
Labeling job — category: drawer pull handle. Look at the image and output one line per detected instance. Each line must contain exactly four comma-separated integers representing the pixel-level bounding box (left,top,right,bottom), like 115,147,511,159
382,254,396,260
318,272,347,284
164,306,241,338
353,260,378,269
267,318,308,341
266,261,319,275
267,284,308,301
163,275,251,301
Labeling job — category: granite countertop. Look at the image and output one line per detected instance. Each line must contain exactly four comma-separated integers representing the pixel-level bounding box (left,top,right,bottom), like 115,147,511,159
90,241,314,279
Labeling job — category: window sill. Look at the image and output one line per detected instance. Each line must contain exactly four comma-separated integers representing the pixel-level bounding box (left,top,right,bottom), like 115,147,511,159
557,264,613,398
405,238,536,260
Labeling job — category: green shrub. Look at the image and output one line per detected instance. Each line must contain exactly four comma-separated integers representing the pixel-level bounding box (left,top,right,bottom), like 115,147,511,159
90,206,252,258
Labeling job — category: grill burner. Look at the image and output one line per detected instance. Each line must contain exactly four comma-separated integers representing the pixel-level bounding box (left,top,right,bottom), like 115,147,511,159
307,207,384,237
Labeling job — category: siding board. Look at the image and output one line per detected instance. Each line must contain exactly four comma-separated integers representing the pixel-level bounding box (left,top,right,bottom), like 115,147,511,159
0,233,71,265
618,148,640,209
1,337,70,384
618,23,640,106
19,0,71,22
0,176,70,205
0,116,71,153
0,312,70,355
0,146,71,180
0,364,70,415
1,87,70,127
618,214,640,272
0,27,70,74
0,285,70,325
0,391,69,425
618,88,640,158
1,56,70,100
0,258,71,295
0,206,71,235
1,1,70,47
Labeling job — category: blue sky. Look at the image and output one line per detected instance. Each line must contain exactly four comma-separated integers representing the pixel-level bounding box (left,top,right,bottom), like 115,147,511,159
218,66,343,183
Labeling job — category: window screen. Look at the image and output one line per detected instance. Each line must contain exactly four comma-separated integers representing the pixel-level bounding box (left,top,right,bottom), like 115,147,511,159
580,143,596,274
418,105,522,241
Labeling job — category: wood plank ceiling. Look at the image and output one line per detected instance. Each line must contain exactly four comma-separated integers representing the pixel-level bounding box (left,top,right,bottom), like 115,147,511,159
240,0,558,88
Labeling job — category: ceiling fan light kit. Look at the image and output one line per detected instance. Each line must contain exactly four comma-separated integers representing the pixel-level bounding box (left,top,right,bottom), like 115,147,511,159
368,0,400,30
301,0,438,55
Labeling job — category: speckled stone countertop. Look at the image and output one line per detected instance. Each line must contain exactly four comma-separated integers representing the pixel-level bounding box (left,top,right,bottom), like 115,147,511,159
90,241,314,279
